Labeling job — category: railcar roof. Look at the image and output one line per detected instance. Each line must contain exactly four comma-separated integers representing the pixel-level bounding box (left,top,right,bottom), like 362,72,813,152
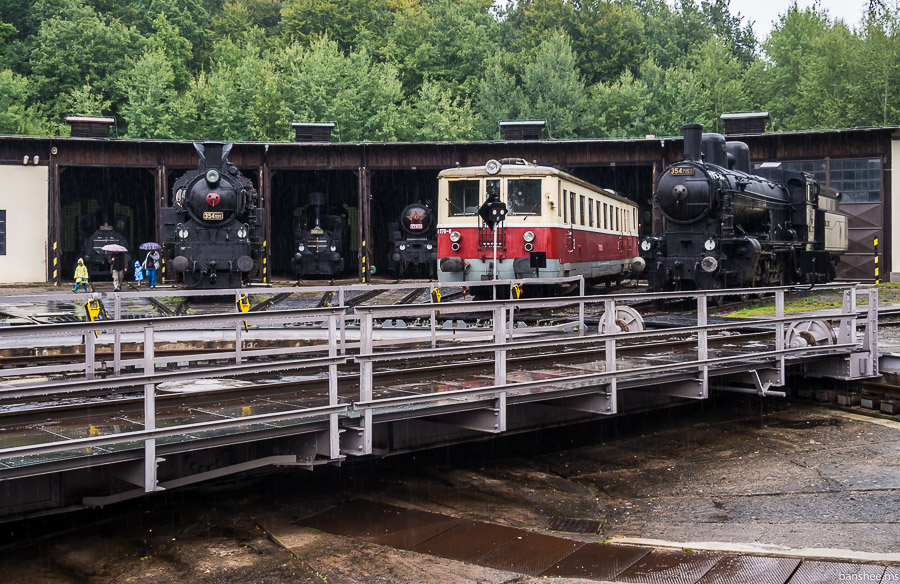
438,163,637,207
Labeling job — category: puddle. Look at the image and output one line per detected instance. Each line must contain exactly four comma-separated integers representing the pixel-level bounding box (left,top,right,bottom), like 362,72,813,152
157,378,254,393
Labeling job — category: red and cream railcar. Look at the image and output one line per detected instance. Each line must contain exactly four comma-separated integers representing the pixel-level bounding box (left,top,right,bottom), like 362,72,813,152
437,159,644,284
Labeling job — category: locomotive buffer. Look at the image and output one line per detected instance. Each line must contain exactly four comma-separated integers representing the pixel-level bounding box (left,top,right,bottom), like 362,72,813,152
478,181,508,280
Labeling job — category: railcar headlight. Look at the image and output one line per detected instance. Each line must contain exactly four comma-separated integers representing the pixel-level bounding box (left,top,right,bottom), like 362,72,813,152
237,224,249,239
449,231,461,242
525,243,534,252
426,243,433,250
298,244,305,252
205,169,220,183
485,159,501,175
399,244,407,251
523,230,535,242
330,245,337,252
451,242,460,252
640,239,653,252
704,238,716,251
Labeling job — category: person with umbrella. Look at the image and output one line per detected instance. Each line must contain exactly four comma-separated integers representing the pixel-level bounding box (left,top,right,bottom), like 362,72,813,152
141,242,162,288
100,243,128,292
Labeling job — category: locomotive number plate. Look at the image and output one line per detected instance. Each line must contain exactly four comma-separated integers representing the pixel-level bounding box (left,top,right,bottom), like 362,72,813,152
671,167,695,176
310,228,324,235
202,212,224,220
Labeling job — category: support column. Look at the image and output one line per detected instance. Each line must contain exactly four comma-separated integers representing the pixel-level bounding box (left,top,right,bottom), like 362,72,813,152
260,164,272,284
48,157,62,285
357,167,371,282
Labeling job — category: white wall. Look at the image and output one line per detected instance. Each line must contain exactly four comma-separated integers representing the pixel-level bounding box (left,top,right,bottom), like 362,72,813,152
893,133,900,280
0,165,49,284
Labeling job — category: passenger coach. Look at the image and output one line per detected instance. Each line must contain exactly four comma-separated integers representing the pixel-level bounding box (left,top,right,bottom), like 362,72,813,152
437,159,644,285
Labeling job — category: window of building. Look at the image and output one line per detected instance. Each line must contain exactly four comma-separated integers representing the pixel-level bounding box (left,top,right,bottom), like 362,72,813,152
448,180,480,216
0,210,5,255
508,179,541,215
779,160,827,183
830,159,881,202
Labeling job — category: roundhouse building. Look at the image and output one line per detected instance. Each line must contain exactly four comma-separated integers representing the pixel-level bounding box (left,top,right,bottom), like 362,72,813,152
0,116,896,285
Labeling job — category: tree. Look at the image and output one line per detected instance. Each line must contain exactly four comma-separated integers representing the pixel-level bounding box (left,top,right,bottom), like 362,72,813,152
586,70,652,138
405,79,478,141
118,49,178,138
280,0,393,53
852,1,900,125
277,36,406,142
692,36,751,132
760,3,832,129
0,68,44,134
475,53,526,139
520,31,586,138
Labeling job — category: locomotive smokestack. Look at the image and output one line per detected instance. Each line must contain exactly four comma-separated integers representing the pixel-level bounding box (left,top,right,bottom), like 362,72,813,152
194,142,232,169
682,124,703,162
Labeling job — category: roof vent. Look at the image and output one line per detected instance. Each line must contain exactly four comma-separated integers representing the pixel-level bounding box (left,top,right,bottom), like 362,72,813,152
65,116,115,138
720,112,769,135
499,120,546,141
292,122,335,143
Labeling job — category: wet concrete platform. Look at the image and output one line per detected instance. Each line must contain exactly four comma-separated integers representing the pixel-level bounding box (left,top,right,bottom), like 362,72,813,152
292,499,895,583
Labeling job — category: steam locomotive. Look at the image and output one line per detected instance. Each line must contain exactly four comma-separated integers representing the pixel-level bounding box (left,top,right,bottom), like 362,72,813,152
161,142,264,289
388,202,437,278
292,192,350,278
79,222,130,280
640,124,848,291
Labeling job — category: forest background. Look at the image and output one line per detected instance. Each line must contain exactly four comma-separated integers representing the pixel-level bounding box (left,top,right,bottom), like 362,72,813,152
0,0,898,142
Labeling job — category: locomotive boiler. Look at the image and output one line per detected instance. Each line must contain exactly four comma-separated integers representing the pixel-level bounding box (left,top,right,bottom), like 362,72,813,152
388,202,437,278
640,124,848,291
161,142,264,289
292,192,349,278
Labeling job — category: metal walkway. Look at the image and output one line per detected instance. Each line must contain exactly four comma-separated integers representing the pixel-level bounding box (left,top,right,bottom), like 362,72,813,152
0,283,880,520
297,499,896,583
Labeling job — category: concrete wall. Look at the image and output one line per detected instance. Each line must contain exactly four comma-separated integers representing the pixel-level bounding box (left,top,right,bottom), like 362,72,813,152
0,165,48,284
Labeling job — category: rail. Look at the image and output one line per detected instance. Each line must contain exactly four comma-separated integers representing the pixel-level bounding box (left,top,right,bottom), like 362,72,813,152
0,283,879,499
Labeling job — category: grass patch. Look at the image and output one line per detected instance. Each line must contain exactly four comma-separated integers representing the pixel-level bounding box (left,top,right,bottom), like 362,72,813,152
727,284,900,318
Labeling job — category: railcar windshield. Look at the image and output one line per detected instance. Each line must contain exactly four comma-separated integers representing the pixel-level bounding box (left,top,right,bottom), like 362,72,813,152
448,180,480,216
508,179,541,215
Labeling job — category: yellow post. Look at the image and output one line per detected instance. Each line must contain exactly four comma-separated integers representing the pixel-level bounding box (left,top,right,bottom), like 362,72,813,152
875,237,880,285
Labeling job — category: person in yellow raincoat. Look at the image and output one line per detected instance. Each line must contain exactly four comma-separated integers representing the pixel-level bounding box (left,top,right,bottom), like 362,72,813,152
73,258,89,292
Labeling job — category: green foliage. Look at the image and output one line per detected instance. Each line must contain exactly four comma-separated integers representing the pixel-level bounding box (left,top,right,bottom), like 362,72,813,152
0,0,895,141
0,68,44,134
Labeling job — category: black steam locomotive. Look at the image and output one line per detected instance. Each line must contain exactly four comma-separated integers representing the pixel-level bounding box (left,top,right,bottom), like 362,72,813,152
388,202,437,278
640,124,848,291
161,142,264,288
79,222,130,280
292,192,349,278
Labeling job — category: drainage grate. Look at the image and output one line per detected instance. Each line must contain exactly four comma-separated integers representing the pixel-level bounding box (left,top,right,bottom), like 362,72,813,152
548,517,602,534
786,561,886,584
540,542,650,581
477,531,584,575
410,520,521,563
615,549,722,584
696,555,800,584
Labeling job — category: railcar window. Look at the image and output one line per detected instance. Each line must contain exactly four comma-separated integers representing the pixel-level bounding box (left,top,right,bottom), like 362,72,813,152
579,195,585,226
569,192,575,225
616,208,620,231
508,179,541,215
0,209,5,255
603,203,607,229
588,199,594,227
448,180,480,215
562,190,567,222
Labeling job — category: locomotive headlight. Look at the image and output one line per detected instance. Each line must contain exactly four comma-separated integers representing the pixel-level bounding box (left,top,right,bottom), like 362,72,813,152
426,243,433,250
399,244,407,251
205,169,220,183
701,256,718,272
523,230,535,243
640,239,653,252
237,224,249,239
704,238,716,251
298,244,305,252
330,245,337,252
449,231,461,242
177,225,189,239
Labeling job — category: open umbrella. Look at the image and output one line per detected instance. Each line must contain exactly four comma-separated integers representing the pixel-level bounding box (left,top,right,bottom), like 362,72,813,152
101,243,128,252
139,242,162,251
